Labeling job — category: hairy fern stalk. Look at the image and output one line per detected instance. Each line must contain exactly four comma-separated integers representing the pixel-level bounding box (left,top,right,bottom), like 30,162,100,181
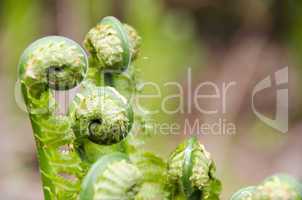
18,16,302,200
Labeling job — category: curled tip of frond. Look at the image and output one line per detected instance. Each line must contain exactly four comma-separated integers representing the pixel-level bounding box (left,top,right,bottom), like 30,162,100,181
80,153,142,200
167,136,221,200
231,174,302,200
83,16,141,72
19,36,88,91
70,86,133,145
252,174,302,200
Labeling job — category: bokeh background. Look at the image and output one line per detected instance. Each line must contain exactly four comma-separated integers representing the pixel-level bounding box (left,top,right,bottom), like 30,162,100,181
0,0,302,199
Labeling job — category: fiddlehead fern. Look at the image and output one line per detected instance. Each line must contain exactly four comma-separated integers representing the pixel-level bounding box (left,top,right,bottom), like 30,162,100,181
253,174,302,200
19,16,226,200
18,36,88,199
84,16,141,87
79,153,142,200
84,16,141,72
231,174,302,200
69,86,133,145
18,14,302,200
167,137,222,200
19,36,87,91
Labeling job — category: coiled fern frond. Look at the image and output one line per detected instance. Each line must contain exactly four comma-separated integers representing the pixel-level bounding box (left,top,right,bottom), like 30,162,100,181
167,137,222,200
69,86,133,145
18,36,88,199
231,174,302,200
80,153,142,200
18,15,301,200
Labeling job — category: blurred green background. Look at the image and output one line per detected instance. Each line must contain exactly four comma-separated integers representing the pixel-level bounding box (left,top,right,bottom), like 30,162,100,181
0,0,302,199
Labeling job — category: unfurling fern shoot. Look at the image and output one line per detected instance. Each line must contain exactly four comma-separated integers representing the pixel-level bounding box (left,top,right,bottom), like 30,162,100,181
18,16,227,200
18,15,301,200
167,137,221,200
18,36,88,199
84,16,141,87
231,174,302,200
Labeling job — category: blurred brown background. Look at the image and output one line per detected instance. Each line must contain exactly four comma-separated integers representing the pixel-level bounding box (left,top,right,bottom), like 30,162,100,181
0,0,301,199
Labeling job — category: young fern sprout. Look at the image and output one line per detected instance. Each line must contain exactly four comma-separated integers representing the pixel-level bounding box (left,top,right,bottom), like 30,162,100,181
80,153,142,200
18,17,147,200
84,16,141,71
84,16,141,86
20,15,302,200
231,174,302,200
19,36,88,91
19,36,88,115
167,137,222,200
253,175,302,200
69,86,133,146
18,36,88,199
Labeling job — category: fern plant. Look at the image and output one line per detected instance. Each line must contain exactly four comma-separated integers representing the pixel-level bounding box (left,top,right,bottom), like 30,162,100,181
231,174,302,200
18,16,302,200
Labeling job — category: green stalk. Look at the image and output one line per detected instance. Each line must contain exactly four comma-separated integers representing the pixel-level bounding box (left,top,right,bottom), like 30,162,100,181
17,16,231,200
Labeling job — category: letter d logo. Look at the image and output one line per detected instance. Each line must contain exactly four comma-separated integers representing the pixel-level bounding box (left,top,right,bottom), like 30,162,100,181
251,67,288,133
